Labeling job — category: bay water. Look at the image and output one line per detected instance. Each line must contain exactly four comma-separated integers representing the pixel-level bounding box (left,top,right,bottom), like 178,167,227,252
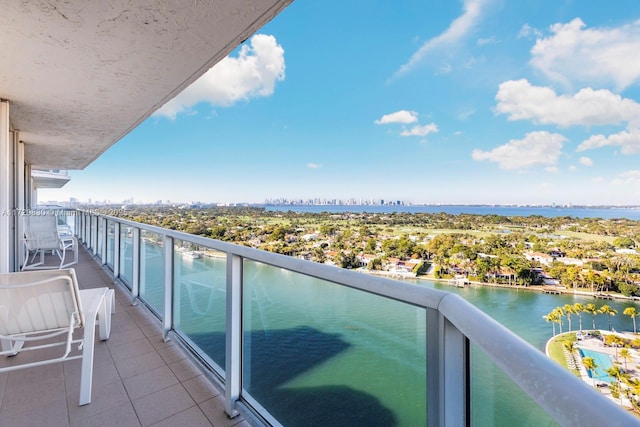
135,248,640,426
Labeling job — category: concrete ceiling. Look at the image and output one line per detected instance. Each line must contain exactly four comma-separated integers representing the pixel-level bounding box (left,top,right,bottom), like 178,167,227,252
0,0,292,170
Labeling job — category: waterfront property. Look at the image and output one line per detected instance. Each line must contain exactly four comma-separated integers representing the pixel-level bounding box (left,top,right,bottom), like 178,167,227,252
0,2,639,426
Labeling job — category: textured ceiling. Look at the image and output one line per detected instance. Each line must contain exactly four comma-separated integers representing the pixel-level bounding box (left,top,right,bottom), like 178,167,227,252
0,0,292,169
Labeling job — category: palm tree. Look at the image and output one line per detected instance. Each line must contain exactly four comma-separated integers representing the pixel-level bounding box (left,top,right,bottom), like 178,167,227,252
606,365,626,406
543,311,558,336
554,307,564,334
605,334,624,361
563,304,575,331
573,302,584,331
584,303,599,330
624,307,638,334
563,340,575,352
599,305,617,331
582,357,598,387
620,348,632,371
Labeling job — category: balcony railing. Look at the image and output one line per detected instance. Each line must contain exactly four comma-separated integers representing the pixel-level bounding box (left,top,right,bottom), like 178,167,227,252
70,210,635,426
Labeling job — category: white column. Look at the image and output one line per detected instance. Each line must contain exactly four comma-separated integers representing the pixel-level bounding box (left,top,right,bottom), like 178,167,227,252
13,135,24,271
0,100,11,273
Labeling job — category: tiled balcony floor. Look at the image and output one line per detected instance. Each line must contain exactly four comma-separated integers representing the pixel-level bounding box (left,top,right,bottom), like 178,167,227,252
0,246,249,427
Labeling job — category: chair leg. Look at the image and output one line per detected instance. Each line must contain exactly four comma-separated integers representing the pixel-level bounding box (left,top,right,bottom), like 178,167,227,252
79,312,97,405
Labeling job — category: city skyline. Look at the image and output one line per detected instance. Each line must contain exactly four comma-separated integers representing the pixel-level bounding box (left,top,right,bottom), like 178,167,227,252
39,0,640,206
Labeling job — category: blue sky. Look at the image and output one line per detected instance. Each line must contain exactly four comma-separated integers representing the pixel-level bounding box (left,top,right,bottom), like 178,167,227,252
41,0,640,206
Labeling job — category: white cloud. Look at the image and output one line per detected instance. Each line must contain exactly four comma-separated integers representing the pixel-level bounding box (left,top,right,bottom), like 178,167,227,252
392,0,490,78
612,170,640,186
495,79,640,127
154,34,285,119
471,131,566,170
530,18,640,90
457,109,476,121
577,128,640,154
307,163,321,169
579,156,594,166
400,123,439,137
518,24,542,39
375,110,418,125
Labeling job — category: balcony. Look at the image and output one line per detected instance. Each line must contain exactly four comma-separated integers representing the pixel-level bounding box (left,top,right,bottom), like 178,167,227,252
0,243,248,426
2,210,628,426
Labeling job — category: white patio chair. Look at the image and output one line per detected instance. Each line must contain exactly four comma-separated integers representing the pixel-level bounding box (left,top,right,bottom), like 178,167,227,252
0,269,111,405
22,213,78,270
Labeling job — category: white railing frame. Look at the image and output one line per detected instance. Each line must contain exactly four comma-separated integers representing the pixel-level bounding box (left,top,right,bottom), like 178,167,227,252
74,210,637,427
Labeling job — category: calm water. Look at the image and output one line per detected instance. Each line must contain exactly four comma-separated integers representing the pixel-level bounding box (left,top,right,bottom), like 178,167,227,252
131,247,640,427
265,204,640,220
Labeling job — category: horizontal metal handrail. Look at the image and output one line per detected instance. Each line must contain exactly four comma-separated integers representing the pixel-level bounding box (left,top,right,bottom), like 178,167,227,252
77,210,638,426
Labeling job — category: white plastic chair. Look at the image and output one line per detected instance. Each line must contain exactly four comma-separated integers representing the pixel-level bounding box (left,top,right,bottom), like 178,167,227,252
0,269,108,405
22,214,78,270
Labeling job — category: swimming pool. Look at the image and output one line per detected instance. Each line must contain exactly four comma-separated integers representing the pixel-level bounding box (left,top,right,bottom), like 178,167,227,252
579,348,615,383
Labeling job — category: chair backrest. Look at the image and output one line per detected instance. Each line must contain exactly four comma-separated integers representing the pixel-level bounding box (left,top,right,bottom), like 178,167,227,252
22,214,61,251
0,269,83,336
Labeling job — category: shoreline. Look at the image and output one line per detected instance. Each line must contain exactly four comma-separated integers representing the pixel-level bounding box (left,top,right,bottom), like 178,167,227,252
363,269,640,302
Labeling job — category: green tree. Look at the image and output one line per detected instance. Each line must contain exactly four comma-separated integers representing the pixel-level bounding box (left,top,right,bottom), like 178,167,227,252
620,348,632,371
367,257,382,271
582,357,598,387
613,236,636,249
312,247,326,263
364,238,377,253
339,252,360,269
624,307,638,334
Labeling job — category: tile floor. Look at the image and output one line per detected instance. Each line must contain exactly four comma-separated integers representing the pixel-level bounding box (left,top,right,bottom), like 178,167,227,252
0,247,250,427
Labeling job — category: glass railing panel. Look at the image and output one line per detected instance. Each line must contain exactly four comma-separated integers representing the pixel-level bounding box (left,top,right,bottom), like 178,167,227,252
140,230,164,316
173,240,227,371
97,218,104,257
106,220,115,270
90,216,97,250
471,344,558,426
62,209,75,233
119,225,134,288
242,261,427,427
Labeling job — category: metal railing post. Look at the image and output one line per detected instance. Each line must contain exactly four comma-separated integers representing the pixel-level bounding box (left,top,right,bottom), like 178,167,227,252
225,254,243,418
427,307,469,427
113,222,121,278
92,216,98,254
83,213,89,244
100,218,107,265
162,235,173,341
132,227,140,305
